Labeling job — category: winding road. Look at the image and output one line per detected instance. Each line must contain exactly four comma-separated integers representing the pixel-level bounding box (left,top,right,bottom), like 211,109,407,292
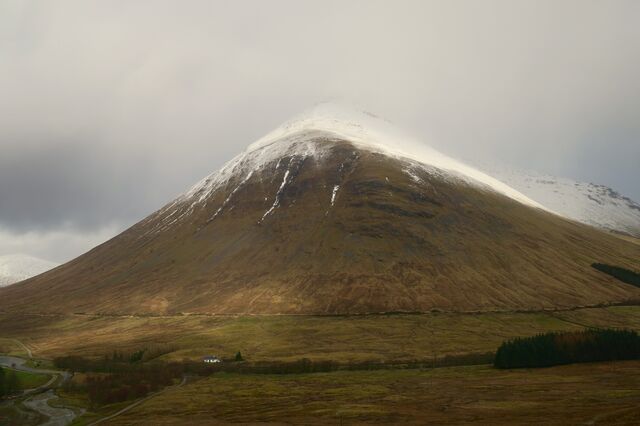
0,355,68,379
11,338,33,358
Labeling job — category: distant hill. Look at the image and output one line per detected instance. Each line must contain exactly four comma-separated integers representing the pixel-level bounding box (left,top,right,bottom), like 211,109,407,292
1,105,639,314
0,254,59,287
486,166,640,238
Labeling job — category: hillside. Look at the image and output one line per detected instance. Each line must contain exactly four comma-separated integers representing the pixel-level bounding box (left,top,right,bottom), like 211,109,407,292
1,106,639,314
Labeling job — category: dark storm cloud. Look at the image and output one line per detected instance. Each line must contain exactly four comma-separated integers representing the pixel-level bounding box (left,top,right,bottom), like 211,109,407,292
0,0,639,261
2,140,128,231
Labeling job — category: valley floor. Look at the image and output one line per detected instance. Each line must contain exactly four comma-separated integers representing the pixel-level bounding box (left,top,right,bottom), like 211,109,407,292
2,306,640,424
1,306,640,363
102,361,640,425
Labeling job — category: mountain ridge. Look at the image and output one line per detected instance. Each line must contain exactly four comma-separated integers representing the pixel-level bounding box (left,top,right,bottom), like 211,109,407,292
0,254,59,287
486,165,640,238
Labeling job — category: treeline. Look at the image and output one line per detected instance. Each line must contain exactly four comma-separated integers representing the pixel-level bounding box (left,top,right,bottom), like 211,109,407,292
592,263,640,287
0,368,20,398
191,352,494,375
54,344,177,373
56,351,493,378
494,329,640,369
63,365,179,407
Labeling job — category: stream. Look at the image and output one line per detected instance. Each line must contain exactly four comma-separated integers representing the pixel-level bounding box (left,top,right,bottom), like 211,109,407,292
0,355,81,425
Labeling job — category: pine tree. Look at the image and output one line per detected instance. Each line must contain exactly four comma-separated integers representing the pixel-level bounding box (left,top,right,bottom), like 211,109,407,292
0,367,5,398
235,351,243,362
494,329,640,369
5,370,19,395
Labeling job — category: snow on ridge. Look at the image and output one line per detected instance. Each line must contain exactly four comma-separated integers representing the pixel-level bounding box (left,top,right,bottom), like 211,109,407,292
178,103,547,215
243,103,547,211
486,165,640,237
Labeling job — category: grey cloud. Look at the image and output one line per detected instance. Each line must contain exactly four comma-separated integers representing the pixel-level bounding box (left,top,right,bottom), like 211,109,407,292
0,225,121,263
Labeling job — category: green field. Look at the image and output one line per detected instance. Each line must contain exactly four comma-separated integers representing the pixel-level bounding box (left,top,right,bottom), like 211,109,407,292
0,367,51,390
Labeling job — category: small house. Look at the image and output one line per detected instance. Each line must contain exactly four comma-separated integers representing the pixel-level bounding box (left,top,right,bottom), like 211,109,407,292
203,355,222,364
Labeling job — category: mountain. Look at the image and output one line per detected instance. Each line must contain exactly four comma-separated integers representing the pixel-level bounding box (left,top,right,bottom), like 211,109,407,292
484,167,640,238
0,254,59,288
1,105,639,315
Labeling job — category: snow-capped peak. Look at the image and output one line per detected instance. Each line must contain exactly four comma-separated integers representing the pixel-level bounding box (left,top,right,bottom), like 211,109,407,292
263,104,540,208
184,103,546,212
0,254,59,288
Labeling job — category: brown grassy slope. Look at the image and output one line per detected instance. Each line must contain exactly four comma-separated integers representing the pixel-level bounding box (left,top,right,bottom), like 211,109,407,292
614,233,640,246
1,139,639,314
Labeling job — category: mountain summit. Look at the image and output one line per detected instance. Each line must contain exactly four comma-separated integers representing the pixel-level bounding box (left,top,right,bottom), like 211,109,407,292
184,103,545,212
1,105,639,314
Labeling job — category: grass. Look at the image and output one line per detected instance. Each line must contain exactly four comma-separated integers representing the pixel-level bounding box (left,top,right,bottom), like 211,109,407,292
101,361,640,425
64,399,135,426
613,233,640,246
1,307,638,424
1,367,52,390
24,358,54,370
58,375,184,426
1,306,640,363
0,337,30,357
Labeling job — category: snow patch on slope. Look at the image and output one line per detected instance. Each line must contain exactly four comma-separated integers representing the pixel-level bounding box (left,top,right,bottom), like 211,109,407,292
182,130,329,211
0,254,59,287
211,170,254,221
261,168,292,222
330,185,340,206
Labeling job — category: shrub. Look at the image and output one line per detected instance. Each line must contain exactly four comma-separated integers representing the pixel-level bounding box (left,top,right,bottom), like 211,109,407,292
592,263,640,287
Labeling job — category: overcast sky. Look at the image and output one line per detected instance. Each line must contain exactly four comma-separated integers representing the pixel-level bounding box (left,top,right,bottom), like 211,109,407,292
1,0,639,263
